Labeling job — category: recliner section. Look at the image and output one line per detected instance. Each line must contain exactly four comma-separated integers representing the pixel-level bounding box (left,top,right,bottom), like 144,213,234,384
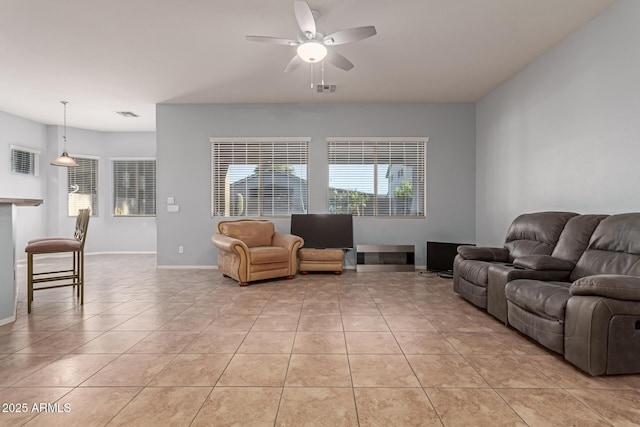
486,214,607,323
453,211,577,310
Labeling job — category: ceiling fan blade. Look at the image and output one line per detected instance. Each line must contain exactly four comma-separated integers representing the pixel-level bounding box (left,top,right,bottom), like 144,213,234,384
323,26,377,46
326,51,354,71
283,55,304,73
294,0,316,39
245,36,298,46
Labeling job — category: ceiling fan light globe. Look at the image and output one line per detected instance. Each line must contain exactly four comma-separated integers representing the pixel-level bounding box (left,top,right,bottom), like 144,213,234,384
297,41,327,63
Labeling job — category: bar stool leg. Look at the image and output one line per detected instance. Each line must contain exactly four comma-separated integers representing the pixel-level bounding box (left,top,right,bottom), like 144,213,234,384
76,251,80,298
80,249,84,305
27,253,33,314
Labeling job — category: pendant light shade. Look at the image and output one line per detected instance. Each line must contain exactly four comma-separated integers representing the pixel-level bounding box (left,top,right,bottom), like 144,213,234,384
51,101,79,167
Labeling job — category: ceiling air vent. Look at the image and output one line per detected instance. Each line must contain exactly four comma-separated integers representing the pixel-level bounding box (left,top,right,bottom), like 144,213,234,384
116,111,140,118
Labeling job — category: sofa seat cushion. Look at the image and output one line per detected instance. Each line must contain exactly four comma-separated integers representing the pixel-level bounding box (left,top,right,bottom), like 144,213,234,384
249,246,289,265
457,260,493,287
505,279,571,321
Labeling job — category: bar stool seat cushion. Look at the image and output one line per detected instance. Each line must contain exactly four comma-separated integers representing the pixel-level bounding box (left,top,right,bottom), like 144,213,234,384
26,239,81,254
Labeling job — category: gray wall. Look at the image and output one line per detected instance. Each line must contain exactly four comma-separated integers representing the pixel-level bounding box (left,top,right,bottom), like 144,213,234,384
0,111,48,256
48,128,157,254
475,0,640,246
0,110,157,259
156,103,476,267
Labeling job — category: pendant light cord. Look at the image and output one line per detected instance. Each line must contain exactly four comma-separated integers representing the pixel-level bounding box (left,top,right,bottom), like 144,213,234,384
61,101,68,150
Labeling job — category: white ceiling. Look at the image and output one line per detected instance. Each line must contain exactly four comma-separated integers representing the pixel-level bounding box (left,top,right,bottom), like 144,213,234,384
1,0,614,132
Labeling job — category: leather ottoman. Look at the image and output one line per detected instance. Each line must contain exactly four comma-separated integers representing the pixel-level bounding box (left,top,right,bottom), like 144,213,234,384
298,248,344,275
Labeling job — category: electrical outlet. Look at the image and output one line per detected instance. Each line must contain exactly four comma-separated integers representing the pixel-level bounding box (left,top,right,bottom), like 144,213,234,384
178,246,184,254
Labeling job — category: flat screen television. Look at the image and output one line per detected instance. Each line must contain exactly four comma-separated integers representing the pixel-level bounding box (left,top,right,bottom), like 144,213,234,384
426,241,474,273
291,214,353,249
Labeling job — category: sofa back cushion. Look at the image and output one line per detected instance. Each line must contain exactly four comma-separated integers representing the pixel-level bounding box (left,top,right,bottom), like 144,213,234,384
504,211,577,261
218,220,274,248
551,214,608,263
570,213,640,281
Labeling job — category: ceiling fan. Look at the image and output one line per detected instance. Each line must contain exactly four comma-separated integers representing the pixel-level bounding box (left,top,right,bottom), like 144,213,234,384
246,0,377,73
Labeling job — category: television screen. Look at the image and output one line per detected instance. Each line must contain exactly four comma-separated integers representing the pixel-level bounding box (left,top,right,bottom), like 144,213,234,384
427,241,474,272
291,214,353,249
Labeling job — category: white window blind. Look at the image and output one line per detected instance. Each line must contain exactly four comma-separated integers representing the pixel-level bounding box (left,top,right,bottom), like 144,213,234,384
68,156,98,216
211,137,310,217
113,159,156,216
328,137,427,217
10,145,40,176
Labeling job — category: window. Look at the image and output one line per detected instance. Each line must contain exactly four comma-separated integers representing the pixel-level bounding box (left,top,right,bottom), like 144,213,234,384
328,137,427,217
211,137,310,217
68,156,98,216
10,145,40,176
113,159,156,216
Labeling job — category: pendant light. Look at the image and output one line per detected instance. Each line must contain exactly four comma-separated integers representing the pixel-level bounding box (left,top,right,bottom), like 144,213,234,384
51,101,79,167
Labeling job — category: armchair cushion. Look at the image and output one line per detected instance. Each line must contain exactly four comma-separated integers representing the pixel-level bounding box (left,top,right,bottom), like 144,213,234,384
570,275,640,301
249,246,289,264
218,220,274,247
513,255,575,271
457,246,509,262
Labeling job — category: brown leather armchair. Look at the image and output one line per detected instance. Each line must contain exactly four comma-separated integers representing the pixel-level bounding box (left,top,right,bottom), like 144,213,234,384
211,219,304,286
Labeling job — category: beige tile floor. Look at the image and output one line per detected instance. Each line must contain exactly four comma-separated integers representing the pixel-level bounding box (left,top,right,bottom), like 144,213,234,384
0,254,639,426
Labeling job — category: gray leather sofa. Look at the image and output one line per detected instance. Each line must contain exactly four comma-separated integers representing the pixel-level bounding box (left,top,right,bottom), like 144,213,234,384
486,214,607,323
453,211,577,309
505,213,640,376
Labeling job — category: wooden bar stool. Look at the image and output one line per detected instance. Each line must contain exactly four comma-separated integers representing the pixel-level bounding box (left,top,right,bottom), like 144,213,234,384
24,208,90,313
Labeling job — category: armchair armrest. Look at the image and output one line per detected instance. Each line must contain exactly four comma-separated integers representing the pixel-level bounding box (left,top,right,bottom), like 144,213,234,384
513,255,575,271
457,246,509,262
272,232,304,251
211,233,249,255
570,275,640,301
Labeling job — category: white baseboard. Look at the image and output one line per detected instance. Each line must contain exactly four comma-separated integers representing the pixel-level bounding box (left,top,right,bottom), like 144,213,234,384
156,265,218,270
0,313,17,327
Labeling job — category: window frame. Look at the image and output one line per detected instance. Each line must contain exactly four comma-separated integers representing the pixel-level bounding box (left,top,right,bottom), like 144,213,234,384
67,154,99,217
210,137,310,218
111,157,157,217
10,145,40,177
327,137,428,218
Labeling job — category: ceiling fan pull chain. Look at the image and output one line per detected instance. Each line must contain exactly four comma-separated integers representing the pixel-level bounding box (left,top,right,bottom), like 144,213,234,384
321,60,325,86
310,63,314,88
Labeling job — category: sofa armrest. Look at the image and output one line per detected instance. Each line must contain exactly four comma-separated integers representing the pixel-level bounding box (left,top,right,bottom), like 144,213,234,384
570,275,640,301
272,232,304,251
211,234,249,255
457,246,508,262
513,255,575,271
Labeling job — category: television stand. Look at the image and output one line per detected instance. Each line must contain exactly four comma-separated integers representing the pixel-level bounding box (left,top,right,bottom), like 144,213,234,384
356,245,415,272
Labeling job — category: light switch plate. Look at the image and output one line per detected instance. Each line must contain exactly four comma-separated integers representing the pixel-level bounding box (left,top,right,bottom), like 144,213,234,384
167,196,175,204
167,205,179,213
